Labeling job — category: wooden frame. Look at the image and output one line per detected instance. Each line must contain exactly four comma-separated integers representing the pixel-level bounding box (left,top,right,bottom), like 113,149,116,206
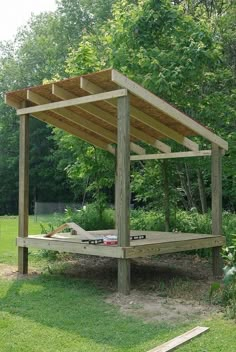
5,69,228,293
18,102,29,274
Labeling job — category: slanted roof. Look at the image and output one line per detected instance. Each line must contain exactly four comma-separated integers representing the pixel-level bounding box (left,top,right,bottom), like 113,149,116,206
5,68,228,154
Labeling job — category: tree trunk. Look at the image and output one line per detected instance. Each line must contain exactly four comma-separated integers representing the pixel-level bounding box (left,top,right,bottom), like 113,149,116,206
184,162,196,209
197,168,207,214
162,160,170,231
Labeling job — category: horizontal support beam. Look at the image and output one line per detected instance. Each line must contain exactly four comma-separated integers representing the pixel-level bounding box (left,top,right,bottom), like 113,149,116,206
112,70,228,151
123,235,225,258
17,237,124,258
130,150,212,161
17,89,128,115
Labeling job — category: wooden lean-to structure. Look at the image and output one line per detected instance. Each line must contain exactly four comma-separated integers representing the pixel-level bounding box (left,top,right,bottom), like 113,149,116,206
5,69,227,294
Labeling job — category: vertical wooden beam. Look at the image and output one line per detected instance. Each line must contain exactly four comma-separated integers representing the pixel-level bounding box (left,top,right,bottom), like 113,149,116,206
18,103,29,274
211,143,223,277
117,95,130,294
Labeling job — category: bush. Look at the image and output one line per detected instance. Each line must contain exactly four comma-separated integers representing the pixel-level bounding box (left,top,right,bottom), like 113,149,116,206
64,204,115,230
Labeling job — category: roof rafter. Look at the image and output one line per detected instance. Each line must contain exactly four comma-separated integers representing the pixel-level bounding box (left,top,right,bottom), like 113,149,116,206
27,90,118,144
51,85,146,155
80,77,199,151
80,77,171,153
32,111,115,154
17,89,128,116
111,69,228,151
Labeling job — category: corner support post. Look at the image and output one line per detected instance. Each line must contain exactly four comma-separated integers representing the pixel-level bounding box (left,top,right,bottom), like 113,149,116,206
18,103,29,274
211,143,223,277
117,95,130,294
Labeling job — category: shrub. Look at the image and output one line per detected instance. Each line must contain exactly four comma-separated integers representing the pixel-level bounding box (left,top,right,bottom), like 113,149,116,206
64,204,115,230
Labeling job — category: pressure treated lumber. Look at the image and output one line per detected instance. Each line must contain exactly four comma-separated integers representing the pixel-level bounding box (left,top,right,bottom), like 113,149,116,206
130,150,212,161
17,232,225,259
117,95,131,295
51,85,146,155
211,143,223,277
17,89,127,115
80,77,171,153
80,78,198,151
45,222,96,240
18,102,29,274
147,326,209,352
33,111,116,154
112,69,228,150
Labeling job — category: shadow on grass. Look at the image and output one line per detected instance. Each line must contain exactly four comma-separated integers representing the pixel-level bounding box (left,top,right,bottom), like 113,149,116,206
0,274,173,351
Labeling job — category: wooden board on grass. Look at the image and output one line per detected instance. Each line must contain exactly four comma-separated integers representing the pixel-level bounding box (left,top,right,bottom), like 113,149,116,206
147,326,209,352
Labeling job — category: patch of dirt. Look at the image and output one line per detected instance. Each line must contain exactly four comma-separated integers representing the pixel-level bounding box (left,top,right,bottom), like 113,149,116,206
59,253,221,324
0,264,39,280
105,291,218,325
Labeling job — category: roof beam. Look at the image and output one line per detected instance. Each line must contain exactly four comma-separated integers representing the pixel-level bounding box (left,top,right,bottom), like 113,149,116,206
17,89,128,116
27,90,119,144
51,85,146,155
4,95,21,109
81,77,198,151
130,150,212,161
81,77,198,152
112,69,228,151
32,111,115,154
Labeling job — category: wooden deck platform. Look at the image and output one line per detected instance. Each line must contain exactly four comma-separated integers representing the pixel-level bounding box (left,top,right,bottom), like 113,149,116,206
17,230,225,259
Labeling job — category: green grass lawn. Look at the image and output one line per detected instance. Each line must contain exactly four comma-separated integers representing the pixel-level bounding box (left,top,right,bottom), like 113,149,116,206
0,216,235,352
0,215,50,265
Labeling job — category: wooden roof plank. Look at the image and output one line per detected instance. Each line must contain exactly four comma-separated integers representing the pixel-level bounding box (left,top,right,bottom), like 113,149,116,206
17,89,128,116
112,69,228,150
80,78,198,151
31,111,115,154
51,85,145,155
80,77,172,153
27,90,118,144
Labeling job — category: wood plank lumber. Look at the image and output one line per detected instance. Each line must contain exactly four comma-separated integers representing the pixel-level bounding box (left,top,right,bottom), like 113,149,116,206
80,77,198,151
117,95,131,294
131,150,212,161
27,91,118,144
211,143,223,277
17,237,124,258
18,101,29,274
45,222,96,240
147,326,209,352
52,84,146,155
112,70,228,150
80,77,171,153
17,89,127,115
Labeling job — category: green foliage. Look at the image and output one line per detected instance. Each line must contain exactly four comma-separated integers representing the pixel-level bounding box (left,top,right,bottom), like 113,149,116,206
64,204,115,231
131,209,236,244
222,234,236,319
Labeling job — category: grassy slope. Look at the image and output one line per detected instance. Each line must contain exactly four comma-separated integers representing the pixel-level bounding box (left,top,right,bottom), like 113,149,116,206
0,216,235,352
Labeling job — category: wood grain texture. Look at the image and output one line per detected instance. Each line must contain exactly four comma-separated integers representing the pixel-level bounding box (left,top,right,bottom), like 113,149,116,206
117,95,131,294
17,89,127,115
6,69,227,152
131,150,212,161
18,102,29,274
147,326,209,352
211,143,223,277
112,69,228,150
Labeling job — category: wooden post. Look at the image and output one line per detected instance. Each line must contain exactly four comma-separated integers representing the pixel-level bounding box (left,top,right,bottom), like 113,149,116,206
18,104,29,274
211,143,223,277
117,95,130,294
